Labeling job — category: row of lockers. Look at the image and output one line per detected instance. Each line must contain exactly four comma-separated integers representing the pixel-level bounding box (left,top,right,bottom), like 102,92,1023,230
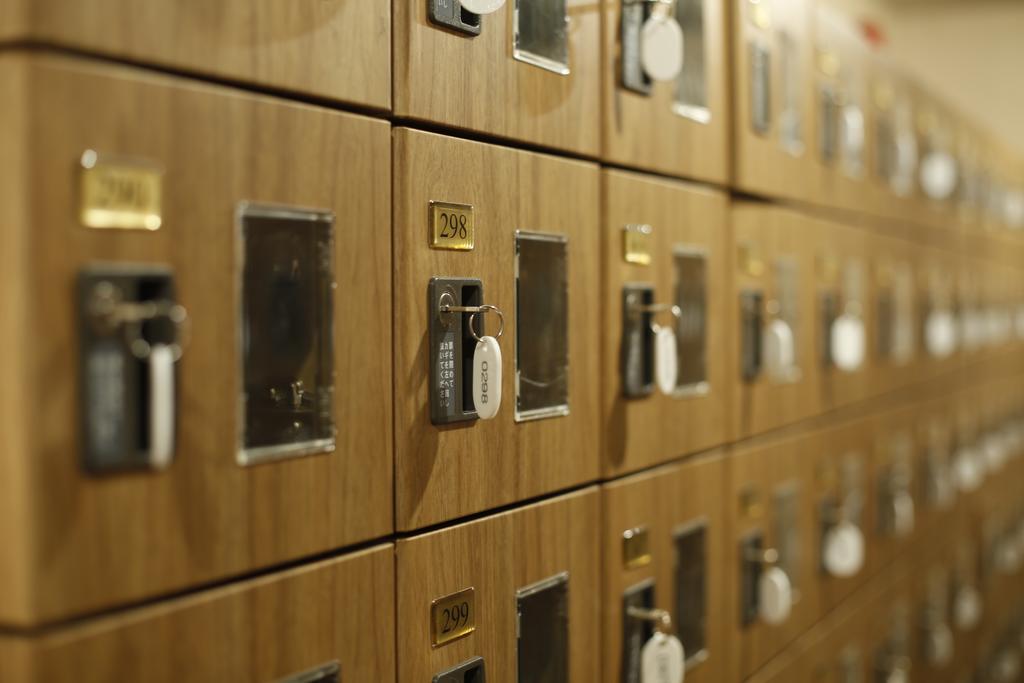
2,0,1022,232
3,372,1024,682
3,53,1024,628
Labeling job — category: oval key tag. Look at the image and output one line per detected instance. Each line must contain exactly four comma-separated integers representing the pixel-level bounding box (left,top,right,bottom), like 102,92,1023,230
758,566,793,626
823,520,865,579
953,585,982,631
641,13,685,82
831,313,866,372
655,324,679,395
640,631,686,683
460,0,506,14
473,335,502,420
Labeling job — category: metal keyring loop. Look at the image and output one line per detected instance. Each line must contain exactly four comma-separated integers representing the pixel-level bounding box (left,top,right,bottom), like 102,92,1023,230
469,304,505,342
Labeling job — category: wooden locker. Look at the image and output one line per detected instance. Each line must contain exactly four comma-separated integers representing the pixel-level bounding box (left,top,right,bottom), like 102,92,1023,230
808,214,874,410
392,128,600,531
728,429,819,681
0,0,390,110
730,203,818,439
0,53,393,626
600,0,730,183
393,0,601,155
807,4,874,216
868,230,925,396
600,454,729,683
395,487,600,683
0,545,396,682
732,0,814,202
866,405,919,577
806,417,874,616
601,169,729,477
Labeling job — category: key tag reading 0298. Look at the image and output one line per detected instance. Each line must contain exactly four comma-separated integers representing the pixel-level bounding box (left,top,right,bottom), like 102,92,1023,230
641,2,685,83
641,631,686,683
473,335,502,420
654,324,679,395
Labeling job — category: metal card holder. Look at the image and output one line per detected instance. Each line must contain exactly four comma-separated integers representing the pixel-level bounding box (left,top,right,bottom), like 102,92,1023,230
517,573,570,683
515,231,570,422
774,484,801,600
621,579,657,683
777,32,803,154
749,41,772,136
820,289,840,367
673,520,709,669
673,0,710,122
514,0,571,75
236,204,336,466
429,0,483,36
622,284,656,397
673,247,709,396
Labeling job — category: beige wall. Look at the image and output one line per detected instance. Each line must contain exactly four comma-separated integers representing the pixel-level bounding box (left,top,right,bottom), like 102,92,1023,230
826,0,1024,159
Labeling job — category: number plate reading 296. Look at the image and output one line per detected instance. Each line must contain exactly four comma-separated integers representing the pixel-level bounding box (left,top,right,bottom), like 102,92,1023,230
429,201,475,251
431,587,476,647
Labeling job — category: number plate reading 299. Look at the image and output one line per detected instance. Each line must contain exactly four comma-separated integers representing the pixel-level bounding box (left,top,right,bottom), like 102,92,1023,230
429,201,475,251
431,587,476,647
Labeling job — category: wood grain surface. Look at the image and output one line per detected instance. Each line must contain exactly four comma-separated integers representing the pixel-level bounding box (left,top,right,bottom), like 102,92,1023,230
0,53,393,626
600,453,729,683
393,128,601,531
0,0,390,109
0,545,395,683
601,0,729,183
393,0,600,155
602,168,730,477
396,487,600,683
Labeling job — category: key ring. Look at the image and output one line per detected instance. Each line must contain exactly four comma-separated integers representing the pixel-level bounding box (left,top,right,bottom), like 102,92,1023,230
626,606,674,633
469,304,505,342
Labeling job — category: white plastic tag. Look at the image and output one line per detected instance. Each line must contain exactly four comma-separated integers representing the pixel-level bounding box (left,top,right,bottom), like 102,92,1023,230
920,151,958,200
892,491,915,537
953,585,982,631
925,310,957,358
925,622,954,667
641,13,685,82
823,520,865,579
763,319,796,382
983,434,1008,473
830,313,865,372
460,0,505,14
655,324,679,395
472,335,502,420
149,344,175,469
840,106,865,163
758,566,792,626
640,631,686,683
953,448,983,493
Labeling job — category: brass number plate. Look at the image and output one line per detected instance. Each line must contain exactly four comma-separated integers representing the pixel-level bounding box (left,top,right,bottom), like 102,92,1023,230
431,587,476,647
623,224,653,265
622,526,652,569
429,201,475,251
79,150,163,231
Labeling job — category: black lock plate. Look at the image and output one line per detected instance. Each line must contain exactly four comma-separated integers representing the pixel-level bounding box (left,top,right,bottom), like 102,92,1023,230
620,0,653,95
429,0,482,36
433,657,486,683
621,580,656,683
430,277,483,425
78,265,176,473
621,284,655,398
820,290,839,368
740,289,764,382
741,533,764,626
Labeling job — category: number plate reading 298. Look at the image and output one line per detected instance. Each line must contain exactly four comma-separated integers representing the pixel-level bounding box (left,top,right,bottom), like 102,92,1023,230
431,587,476,647
429,201,475,251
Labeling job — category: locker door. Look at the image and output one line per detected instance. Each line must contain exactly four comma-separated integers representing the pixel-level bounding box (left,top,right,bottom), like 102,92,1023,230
0,54,393,626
